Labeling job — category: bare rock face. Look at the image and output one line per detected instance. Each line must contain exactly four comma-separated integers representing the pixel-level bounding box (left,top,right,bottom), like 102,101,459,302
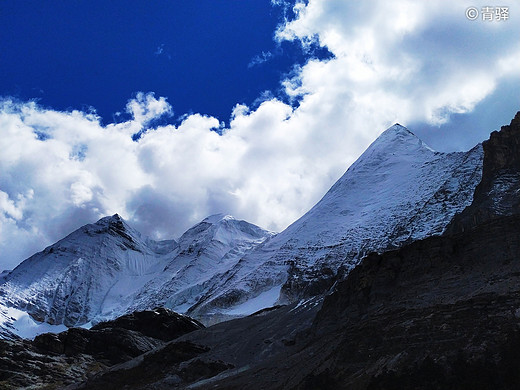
191,215,520,390
446,111,520,233
73,341,234,390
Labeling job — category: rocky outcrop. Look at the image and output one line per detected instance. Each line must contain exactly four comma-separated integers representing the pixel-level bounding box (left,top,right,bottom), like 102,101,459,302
300,213,520,389
0,308,203,389
91,307,204,342
0,338,104,390
446,111,520,233
34,327,163,366
71,341,233,390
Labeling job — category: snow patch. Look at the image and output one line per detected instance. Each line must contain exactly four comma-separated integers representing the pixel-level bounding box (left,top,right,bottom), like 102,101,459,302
3,307,68,340
224,286,282,316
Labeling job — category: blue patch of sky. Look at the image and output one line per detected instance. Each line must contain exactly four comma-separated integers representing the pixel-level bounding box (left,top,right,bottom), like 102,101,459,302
33,127,52,141
69,144,88,161
0,0,332,127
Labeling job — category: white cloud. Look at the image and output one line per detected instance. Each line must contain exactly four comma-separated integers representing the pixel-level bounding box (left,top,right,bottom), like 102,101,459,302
1,0,519,269
248,51,274,68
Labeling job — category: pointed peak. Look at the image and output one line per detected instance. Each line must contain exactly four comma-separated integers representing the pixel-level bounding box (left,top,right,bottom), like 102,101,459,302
377,122,434,147
354,123,435,162
383,123,416,137
96,213,125,225
509,111,520,128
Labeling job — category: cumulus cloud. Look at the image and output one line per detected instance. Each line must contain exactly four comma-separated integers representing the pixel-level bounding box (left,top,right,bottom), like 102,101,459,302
1,0,519,269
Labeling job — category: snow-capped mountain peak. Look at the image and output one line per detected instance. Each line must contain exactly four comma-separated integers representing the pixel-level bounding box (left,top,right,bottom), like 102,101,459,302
0,214,177,329
201,213,233,224
358,123,435,162
178,213,273,250
186,124,483,316
0,213,273,336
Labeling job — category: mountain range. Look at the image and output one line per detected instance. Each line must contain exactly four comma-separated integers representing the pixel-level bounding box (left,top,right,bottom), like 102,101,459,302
1,111,520,389
0,124,483,337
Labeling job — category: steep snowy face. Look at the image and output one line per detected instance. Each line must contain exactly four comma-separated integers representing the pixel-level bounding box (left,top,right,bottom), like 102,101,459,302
127,214,274,316
281,124,482,252
0,214,177,328
189,125,484,315
0,303,17,340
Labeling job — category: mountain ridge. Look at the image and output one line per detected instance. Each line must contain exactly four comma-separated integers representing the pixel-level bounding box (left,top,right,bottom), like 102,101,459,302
0,213,273,337
0,122,485,337
185,123,483,316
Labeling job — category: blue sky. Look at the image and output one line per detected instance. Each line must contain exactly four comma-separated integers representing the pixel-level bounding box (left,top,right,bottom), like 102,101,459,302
0,1,328,124
1,1,519,269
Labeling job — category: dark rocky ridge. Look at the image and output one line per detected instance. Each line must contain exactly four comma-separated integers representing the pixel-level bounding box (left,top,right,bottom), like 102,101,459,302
446,111,520,233
91,307,204,342
0,308,202,389
147,212,513,390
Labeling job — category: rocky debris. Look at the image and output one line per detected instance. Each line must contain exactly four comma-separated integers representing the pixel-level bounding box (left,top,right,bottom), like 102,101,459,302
71,341,233,390
0,308,203,389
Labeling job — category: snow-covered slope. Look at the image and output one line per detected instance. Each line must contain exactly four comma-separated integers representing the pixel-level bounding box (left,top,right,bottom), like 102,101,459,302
0,214,176,329
0,124,485,336
187,125,484,316
127,214,275,316
0,213,273,337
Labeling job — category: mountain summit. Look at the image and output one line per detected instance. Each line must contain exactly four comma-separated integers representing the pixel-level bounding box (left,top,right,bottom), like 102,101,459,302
186,124,484,315
367,123,433,152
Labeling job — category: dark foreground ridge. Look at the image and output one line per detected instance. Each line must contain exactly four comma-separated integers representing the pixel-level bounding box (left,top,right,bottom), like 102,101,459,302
0,308,202,389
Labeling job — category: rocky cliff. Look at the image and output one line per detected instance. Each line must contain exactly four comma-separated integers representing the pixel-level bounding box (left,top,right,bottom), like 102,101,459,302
446,111,520,233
